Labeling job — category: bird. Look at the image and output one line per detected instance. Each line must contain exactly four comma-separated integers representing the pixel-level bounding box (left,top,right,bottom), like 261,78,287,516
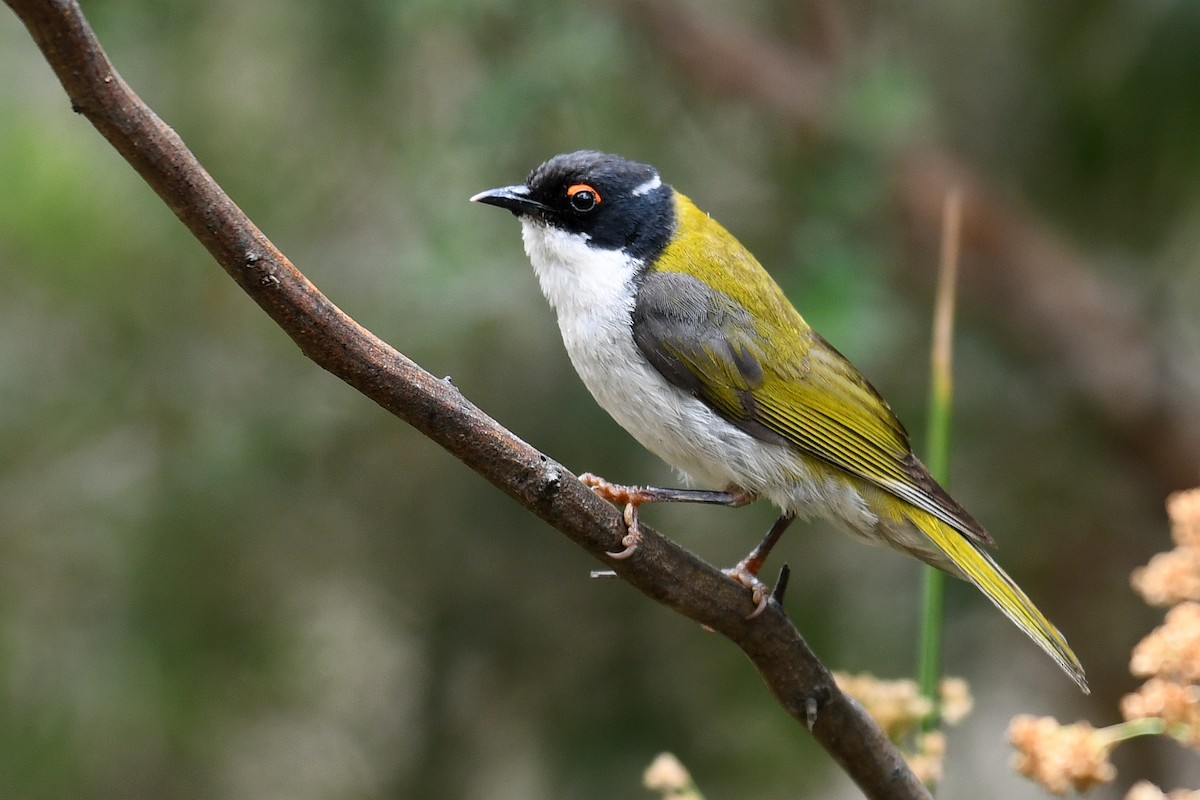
471,150,1087,693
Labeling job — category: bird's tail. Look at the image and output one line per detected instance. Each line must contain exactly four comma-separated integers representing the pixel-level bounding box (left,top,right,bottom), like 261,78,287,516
909,508,1089,694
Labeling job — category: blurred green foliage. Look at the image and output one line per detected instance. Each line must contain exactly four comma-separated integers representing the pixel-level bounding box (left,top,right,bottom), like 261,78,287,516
2,1,1199,798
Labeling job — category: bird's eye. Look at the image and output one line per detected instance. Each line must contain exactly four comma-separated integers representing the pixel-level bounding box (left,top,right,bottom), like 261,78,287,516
567,183,600,212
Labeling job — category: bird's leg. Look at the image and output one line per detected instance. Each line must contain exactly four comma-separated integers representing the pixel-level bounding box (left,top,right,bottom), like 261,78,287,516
724,513,796,618
578,473,757,559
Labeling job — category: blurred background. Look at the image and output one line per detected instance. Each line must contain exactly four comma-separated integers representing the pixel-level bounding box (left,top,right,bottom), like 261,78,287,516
3,1,1199,797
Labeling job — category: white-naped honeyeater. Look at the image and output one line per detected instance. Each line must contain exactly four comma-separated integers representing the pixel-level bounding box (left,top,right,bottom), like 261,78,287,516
472,150,1087,693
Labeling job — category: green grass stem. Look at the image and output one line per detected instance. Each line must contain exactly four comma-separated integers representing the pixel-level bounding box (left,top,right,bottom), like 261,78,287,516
918,189,962,734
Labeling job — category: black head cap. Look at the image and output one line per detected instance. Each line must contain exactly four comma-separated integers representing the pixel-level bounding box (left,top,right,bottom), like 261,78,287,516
472,151,676,262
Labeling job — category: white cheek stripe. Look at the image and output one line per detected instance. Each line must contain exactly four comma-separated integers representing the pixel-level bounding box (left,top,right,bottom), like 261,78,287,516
631,174,662,197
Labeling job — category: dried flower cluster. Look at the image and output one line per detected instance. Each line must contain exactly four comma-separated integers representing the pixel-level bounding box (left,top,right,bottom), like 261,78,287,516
643,752,704,800
1130,603,1200,682
1118,488,1200,791
905,730,948,786
1009,487,1200,797
1125,780,1200,800
834,672,931,740
1121,678,1200,747
833,671,973,785
1008,715,1116,794
1132,490,1200,606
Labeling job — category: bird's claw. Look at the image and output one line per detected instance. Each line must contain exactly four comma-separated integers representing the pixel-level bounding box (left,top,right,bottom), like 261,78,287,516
606,501,644,559
580,473,647,559
724,561,772,619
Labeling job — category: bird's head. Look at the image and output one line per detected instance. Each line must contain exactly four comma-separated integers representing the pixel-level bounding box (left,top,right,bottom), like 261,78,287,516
471,150,675,265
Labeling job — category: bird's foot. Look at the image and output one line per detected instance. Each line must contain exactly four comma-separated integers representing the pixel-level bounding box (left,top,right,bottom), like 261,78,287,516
579,473,647,506
723,559,772,619
721,513,795,618
579,473,648,559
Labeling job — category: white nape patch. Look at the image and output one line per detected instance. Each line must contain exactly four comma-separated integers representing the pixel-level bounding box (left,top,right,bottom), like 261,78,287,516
631,174,662,197
517,217,877,535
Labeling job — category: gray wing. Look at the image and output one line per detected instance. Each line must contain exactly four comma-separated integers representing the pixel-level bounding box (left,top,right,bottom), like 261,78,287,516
630,269,784,446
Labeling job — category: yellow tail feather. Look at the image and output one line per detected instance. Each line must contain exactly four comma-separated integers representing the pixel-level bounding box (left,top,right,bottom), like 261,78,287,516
913,511,1089,693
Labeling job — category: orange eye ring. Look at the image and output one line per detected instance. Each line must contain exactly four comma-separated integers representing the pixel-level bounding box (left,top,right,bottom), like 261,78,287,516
567,183,600,212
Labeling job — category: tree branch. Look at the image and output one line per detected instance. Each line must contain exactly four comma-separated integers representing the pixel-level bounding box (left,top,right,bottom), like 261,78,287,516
3,1,928,798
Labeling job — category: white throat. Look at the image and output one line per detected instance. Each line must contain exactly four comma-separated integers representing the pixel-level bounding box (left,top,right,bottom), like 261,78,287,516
519,219,640,329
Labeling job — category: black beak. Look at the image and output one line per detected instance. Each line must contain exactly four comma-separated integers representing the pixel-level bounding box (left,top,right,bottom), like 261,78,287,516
470,185,548,217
